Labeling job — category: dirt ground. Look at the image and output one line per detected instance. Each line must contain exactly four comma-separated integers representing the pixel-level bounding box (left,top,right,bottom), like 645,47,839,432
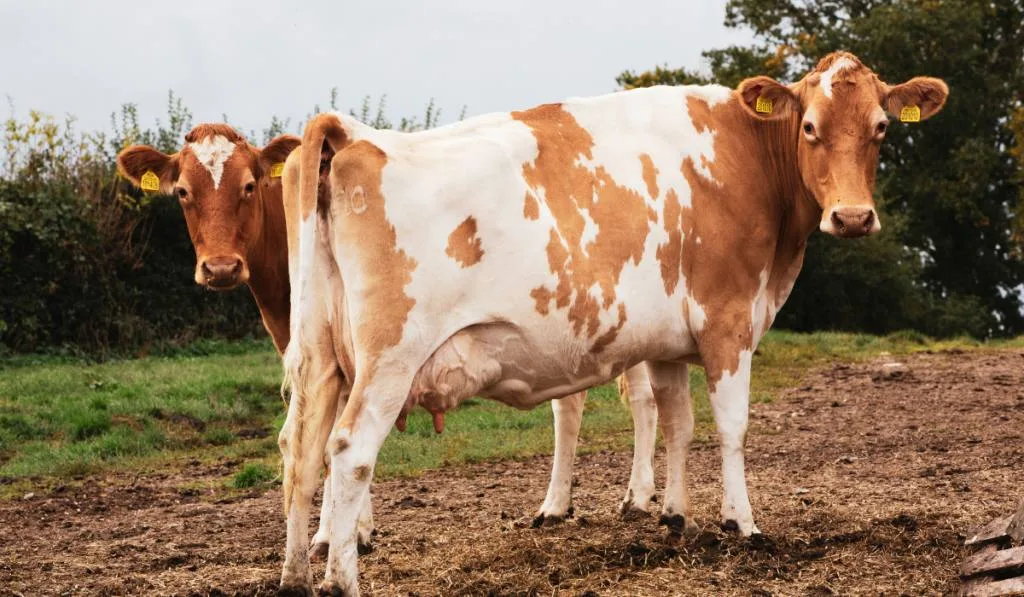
1,349,1022,596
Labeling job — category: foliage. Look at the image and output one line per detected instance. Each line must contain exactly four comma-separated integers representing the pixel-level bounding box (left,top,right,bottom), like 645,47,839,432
617,0,1024,337
0,93,452,355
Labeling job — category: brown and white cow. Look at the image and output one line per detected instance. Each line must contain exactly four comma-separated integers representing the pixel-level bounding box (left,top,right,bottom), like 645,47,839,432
115,124,662,560
280,51,947,594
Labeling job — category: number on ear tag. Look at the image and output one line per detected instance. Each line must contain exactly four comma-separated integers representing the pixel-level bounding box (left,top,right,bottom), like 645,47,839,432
140,171,160,192
269,162,285,178
755,96,774,114
899,105,921,123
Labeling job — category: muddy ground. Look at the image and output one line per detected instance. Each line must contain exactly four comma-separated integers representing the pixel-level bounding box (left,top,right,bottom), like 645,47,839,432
1,349,1023,596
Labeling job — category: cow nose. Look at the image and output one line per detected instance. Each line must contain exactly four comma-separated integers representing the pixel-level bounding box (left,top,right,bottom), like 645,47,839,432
829,207,878,238
200,256,243,289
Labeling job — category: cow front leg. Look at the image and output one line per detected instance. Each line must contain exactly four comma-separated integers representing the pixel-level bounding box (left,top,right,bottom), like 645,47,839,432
321,372,410,597
705,349,759,536
279,366,341,594
534,391,585,527
619,363,659,518
647,361,699,539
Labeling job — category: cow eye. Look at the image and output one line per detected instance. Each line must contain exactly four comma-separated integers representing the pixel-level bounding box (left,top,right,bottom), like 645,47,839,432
243,182,256,196
176,187,188,201
875,121,888,136
802,122,816,137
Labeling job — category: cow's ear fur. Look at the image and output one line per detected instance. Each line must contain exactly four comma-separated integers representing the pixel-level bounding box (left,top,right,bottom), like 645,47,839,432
736,76,800,120
258,135,302,179
884,77,949,121
116,145,178,194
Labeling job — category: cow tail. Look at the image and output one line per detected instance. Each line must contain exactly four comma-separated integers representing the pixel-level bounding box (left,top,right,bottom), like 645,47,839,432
617,373,630,407
280,113,349,512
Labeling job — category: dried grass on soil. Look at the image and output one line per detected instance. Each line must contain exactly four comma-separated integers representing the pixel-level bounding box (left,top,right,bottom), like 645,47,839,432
1,349,1022,596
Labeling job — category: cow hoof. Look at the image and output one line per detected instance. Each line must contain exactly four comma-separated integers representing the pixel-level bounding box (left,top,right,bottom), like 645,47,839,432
660,513,699,542
278,583,313,597
620,504,651,521
659,513,686,532
721,519,760,536
531,506,573,528
356,527,376,555
308,541,329,561
531,513,564,528
317,584,347,597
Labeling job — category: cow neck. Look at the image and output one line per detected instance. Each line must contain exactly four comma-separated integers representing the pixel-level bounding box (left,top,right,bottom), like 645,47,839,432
729,102,822,310
764,111,820,247
245,181,291,353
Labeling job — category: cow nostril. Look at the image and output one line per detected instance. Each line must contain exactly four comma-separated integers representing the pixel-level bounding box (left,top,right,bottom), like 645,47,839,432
863,210,875,230
201,262,213,280
231,260,243,275
831,210,845,232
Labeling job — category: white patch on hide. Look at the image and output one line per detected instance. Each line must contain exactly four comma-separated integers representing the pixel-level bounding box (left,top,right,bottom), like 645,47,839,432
189,135,236,189
820,57,856,99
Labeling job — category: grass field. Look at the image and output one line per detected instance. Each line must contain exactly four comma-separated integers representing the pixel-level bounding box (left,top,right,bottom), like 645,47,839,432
1,331,1019,491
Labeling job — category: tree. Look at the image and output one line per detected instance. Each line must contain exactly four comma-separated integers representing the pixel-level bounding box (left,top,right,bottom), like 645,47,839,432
618,0,1024,337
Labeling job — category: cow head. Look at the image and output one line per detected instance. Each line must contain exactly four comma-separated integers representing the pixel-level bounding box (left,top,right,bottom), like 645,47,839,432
117,125,300,289
736,52,948,238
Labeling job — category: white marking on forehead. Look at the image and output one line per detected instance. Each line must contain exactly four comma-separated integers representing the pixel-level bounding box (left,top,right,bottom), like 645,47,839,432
820,57,857,100
189,135,236,189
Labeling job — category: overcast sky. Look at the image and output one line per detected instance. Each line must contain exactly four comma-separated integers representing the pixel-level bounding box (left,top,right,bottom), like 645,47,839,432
0,1,753,139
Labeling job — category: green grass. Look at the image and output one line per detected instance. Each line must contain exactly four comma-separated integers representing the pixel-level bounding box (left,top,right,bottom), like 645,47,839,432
0,340,282,478
0,331,1019,484
232,462,277,488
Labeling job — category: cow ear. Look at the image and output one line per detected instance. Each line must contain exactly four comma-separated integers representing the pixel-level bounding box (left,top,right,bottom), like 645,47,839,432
116,145,178,193
736,76,800,120
258,134,302,180
884,77,949,121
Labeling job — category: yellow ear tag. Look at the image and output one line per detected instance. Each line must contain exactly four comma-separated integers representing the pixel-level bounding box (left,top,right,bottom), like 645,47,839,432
269,162,285,178
755,96,774,114
900,105,921,123
140,171,160,192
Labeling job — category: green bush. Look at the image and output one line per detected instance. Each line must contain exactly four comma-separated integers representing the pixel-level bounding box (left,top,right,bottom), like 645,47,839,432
0,93,452,356
0,103,262,356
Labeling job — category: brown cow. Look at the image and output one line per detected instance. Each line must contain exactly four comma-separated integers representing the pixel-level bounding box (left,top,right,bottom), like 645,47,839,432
116,124,299,353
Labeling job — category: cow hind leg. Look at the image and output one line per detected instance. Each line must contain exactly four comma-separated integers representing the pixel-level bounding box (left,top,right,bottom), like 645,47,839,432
648,361,699,540
311,476,375,561
279,365,341,593
310,411,376,561
310,473,332,560
534,391,585,527
619,363,659,519
706,349,760,536
321,369,411,597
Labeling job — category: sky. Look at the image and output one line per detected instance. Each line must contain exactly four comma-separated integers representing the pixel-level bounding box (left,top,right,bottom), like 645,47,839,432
0,0,754,139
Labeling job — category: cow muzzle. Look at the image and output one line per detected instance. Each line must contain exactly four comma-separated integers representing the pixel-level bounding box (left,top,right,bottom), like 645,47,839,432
820,206,880,238
197,255,247,290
